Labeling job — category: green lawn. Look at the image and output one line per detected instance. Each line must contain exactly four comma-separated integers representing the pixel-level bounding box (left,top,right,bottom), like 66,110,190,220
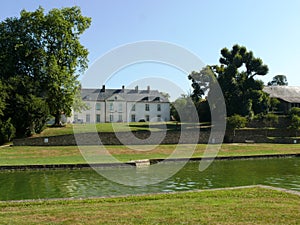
0,143,299,166
0,187,299,224
33,122,204,137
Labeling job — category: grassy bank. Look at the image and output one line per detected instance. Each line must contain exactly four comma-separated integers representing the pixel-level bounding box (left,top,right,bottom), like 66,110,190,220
34,122,203,137
0,187,299,224
0,143,300,166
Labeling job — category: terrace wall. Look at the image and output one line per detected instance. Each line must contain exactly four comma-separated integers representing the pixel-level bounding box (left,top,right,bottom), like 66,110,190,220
13,128,299,146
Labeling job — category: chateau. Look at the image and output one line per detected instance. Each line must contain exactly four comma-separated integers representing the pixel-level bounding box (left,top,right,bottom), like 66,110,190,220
71,85,170,123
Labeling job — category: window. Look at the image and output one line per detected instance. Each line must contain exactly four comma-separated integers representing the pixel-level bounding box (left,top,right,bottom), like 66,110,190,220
145,115,150,122
157,104,161,111
118,114,122,122
145,104,149,111
292,103,300,108
96,114,101,123
86,114,90,123
109,114,114,122
132,104,136,111
96,103,101,110
131,114,136,122
74,114,78,121
157,115,161,121
110,102,114,111
118,103,122,112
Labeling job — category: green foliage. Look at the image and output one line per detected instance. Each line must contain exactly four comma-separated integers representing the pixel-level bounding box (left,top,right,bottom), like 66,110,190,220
267,75,288,86
170,95,198,122
0,118,15,144
215,45,269,117
227,114,247,130
4,93,49,136
0,6,91,137
40,8,91,124
289,107,300,117
159,92,170,100
195,100,211,122
289,115,300,131
72,87,89,113
289,108,300,134
0,80,6,117
262,113,279,127
269,98,280,112
188,66,215,101
189,44,270,118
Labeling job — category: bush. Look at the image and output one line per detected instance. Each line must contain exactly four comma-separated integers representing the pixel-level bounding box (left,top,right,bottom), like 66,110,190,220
289,114,300,137
0,118,16,144
289,115,300,130
289,107,300,117
227,115,247,130
262,113,279,127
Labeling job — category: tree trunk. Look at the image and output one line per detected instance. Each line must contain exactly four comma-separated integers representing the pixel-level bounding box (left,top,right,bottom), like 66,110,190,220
54,112,61,127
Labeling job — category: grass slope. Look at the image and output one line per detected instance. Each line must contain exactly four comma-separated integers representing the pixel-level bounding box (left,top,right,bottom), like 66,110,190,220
34,122,201,137
0,187,299,224
0,144,299,166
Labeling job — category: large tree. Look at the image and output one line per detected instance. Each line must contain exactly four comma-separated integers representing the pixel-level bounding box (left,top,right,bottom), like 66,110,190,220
40,7,91,125
189,44,270,117
267,75,288,86
0,6,91,136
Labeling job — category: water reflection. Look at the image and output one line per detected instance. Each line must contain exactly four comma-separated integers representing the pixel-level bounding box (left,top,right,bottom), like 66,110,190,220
0,157,299,200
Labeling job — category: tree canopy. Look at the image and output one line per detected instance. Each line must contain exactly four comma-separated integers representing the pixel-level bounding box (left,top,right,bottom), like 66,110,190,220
189,44,270,118
0,6,91,139
267,75,288,86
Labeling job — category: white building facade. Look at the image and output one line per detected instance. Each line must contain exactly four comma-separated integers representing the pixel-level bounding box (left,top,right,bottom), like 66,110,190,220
72,85,170,123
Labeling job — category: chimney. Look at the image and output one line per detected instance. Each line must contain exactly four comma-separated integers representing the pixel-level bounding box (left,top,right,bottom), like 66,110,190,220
147,85,150,93
122,85,125,92
135,85,138,92
101,85,105,92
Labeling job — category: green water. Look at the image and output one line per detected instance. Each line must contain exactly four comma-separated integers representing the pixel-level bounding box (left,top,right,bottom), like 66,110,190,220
0,157,299,200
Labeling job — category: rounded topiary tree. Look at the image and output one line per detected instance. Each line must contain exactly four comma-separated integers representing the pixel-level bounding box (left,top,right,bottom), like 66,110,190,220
289,115,300,137
288,107,300,137
227,114,247,136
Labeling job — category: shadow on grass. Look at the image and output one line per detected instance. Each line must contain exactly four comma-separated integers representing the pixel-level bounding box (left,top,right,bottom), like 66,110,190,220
129,122,211,131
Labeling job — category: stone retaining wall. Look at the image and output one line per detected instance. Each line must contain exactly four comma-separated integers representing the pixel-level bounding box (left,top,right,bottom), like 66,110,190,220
13,129,299,146
13,130,212,146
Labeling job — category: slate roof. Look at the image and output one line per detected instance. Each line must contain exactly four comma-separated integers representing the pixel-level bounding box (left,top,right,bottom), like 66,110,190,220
81,88,169,102
263,86,300,103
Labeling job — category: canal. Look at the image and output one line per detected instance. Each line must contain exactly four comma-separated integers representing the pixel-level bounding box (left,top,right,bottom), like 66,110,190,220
0,157,299,200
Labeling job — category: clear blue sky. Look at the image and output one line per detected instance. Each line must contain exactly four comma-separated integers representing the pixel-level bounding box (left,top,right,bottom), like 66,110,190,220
1,0,300,100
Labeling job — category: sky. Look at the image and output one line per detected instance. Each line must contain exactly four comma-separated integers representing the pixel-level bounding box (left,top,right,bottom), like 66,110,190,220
1,0,300,100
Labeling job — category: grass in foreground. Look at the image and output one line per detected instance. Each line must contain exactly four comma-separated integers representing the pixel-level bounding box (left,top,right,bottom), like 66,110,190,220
0,143,299,166
0,187,299,224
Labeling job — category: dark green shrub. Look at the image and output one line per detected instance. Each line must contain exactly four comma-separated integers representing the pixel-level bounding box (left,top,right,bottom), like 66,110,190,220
0,118,15,144
289,114,300,136
227,115,247,130
262,113,279,127
289,107,300,117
